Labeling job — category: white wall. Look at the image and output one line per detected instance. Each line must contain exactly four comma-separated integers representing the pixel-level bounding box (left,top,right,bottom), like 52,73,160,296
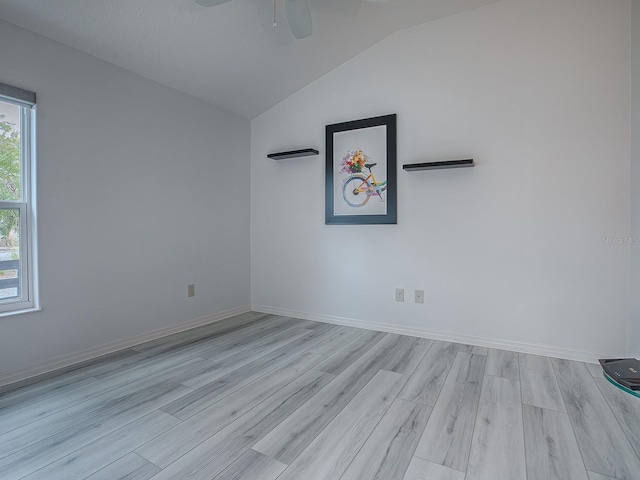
0,19,250,378
251,0,631,360
631,0,640,358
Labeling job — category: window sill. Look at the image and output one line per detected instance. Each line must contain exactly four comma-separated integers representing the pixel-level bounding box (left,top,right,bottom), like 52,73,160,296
0,307,41,318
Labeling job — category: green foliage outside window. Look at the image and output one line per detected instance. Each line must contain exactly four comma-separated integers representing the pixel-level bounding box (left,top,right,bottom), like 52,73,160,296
0,115,21,241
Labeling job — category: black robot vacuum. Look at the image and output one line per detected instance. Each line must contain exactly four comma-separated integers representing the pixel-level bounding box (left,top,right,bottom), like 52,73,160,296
599,358,640,398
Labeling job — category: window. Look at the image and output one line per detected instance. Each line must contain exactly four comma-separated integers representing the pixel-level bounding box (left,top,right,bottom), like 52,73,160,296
0,82,37,314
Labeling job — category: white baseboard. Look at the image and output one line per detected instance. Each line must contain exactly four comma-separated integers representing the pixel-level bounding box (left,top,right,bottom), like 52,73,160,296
0,305,251,388
252,304,606,364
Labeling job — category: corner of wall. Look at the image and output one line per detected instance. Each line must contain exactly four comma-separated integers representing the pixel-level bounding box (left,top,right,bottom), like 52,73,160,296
630,0,640,358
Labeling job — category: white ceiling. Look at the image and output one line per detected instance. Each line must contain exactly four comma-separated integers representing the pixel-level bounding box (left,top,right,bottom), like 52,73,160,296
0,0,497,118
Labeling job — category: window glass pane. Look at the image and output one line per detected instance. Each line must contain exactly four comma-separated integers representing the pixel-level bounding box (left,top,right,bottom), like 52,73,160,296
0,208,20,300
0,100,21,201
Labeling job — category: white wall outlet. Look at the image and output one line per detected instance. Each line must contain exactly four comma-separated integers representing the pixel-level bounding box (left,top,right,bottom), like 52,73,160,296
395,288,404,302
188,284,195,298
415,289,424,304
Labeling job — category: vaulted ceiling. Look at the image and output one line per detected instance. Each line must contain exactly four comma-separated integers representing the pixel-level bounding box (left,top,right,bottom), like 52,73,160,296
0,0,497,118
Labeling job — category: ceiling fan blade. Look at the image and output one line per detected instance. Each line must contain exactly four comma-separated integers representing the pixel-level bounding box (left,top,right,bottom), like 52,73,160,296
195,0,233,7
285,0,312,39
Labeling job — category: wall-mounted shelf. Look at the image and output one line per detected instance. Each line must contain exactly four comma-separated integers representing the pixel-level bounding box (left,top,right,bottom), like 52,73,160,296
403,159,474,171
268,148,319,160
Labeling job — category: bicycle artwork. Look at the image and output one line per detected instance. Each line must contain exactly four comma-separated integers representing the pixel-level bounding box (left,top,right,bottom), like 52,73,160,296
325,114,397,225
340,149,387,208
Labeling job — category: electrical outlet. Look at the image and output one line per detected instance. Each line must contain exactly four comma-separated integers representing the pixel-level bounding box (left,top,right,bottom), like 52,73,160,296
415,289,424,304
188,284,195,298
395,288,404,302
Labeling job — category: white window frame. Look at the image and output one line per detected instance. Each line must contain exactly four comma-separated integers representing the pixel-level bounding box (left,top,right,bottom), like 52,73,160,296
0,83,38,315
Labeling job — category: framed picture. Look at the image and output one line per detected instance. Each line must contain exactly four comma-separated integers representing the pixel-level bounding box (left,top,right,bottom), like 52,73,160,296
325,114,397,225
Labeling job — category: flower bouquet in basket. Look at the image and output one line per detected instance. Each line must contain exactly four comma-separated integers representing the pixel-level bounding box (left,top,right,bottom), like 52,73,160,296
340,149,370,174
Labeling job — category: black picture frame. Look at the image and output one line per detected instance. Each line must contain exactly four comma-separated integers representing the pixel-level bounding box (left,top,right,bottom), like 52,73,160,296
325,114,397,225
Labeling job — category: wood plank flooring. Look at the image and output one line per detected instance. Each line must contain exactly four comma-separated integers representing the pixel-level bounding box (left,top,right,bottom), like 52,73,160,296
1,311,639,480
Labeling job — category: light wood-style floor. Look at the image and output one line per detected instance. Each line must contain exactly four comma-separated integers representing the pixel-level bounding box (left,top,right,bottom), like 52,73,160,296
1,312,639,480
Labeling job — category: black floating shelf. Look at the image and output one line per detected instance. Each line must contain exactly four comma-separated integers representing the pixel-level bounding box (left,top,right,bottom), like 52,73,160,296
403,159,474,171
268,148,319,160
